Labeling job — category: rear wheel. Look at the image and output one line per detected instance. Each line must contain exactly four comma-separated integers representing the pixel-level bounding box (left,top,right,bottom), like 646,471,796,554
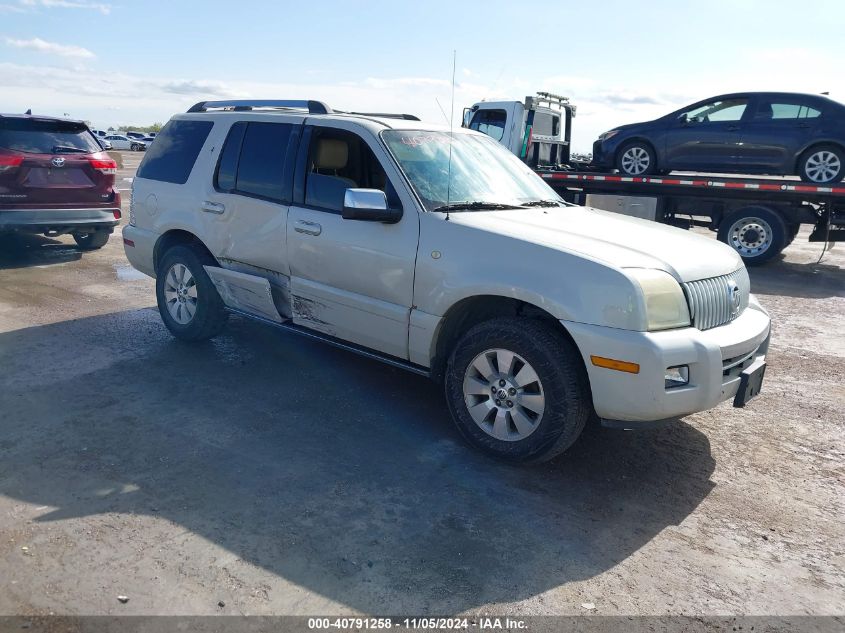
73,231,110,250
799,145,844,183
717,206,788,265
616,141,657,176
156,244,228,341
445,318,591,462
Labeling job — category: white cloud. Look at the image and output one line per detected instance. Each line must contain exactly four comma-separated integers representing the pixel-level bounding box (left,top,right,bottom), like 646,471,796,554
160,79,250,98
4,36,95,58
19,0,111,14
0,3,27,11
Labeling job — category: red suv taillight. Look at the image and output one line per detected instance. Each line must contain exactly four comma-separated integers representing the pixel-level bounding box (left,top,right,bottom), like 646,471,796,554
89,157,117,175
0,154,24,174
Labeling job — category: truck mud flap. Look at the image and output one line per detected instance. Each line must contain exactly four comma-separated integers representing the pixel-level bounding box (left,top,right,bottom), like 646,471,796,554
203,266,283,323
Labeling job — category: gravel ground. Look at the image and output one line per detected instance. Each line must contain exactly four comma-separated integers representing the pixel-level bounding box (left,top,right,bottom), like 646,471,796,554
0,152,842,616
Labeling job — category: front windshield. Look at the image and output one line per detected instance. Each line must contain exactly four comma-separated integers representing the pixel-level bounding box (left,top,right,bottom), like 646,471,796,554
381,130,563,212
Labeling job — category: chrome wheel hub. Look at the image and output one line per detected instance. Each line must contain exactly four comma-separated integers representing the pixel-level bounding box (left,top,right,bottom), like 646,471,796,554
621,146,650,175
164,263,198,324
805,150,841,183
463,348,545,442
728,217,773,257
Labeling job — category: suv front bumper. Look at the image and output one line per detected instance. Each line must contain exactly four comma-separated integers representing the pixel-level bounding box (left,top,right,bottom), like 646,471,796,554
0,208,121,235
563,296,771,424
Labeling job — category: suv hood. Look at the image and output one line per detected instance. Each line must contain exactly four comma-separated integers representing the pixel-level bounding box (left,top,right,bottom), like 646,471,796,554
448,206,743,282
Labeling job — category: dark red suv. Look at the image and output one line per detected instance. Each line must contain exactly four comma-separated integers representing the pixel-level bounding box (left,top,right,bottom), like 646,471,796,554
0,113,121,249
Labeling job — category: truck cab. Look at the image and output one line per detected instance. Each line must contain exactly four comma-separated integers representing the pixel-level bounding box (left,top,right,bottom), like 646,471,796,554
464,92,575,168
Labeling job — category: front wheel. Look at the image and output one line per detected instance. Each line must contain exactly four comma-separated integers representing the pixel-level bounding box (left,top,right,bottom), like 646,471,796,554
717,206,788,265
156,244,228,341
798,145,844,183
616,141,657,176
445,318,592,463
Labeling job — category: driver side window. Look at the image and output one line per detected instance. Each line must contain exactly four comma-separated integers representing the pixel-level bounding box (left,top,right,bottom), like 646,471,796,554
683,98,748,123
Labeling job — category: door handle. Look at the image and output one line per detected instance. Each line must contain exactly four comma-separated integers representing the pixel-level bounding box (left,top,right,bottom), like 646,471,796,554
294,220,322,236
201,201,225,214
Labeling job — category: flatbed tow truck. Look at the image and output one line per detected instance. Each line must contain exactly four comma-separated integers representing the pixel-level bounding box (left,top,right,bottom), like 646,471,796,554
465,92,844,264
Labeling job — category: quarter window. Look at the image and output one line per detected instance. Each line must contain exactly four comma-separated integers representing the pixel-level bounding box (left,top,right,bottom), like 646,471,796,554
136,120,213,185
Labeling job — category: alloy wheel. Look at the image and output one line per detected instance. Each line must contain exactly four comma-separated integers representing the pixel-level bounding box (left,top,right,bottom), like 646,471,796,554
621,146,651,175
805,150,841,183
462,348,545,441
164,263,198,324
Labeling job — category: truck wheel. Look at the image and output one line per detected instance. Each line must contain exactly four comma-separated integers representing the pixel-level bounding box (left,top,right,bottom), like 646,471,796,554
717,206,788,265
73,231,110,250
616,141,656,176
798,145,843,183
445,318,591,463
156,244,228,341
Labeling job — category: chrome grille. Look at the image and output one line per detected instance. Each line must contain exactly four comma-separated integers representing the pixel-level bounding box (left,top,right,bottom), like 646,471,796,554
683,268,750,330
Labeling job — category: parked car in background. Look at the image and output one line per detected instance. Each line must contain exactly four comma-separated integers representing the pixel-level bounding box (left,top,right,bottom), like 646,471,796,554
125,131,146,140
98,137,113,150
141,136,155,144
593,92,845,183
0,113,120,249
104,134,146,151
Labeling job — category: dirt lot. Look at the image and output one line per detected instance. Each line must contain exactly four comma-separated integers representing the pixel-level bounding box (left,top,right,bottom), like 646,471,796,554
0,152,843,616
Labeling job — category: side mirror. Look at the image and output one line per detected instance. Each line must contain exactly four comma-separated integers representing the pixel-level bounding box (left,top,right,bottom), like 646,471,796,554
678,113,689,125
461,107,471,128
342,188,402,223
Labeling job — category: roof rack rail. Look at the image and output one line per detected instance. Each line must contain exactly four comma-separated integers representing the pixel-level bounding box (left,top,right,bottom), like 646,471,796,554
186,100,332,114
348,112,420,121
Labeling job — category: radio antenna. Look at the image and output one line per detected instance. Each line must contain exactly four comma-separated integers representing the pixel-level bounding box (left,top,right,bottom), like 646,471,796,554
445,49,456,221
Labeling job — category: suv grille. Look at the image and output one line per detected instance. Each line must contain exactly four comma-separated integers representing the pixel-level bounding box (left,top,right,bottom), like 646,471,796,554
683,268,750,330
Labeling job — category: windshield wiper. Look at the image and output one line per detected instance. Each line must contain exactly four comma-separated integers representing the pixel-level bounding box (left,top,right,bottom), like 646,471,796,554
432,201,526,213
52,145,87,154
521,199,565,208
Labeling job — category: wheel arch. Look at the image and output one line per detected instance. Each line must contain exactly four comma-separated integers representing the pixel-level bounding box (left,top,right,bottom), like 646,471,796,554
429,294,583,384
794,140,845,173
153,229,217,275
615,136,659,168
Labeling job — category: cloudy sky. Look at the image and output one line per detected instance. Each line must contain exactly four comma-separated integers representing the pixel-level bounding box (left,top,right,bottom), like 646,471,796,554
1,0,843,151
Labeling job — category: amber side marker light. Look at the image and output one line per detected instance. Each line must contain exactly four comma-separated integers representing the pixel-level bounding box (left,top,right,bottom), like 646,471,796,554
590,355,640,374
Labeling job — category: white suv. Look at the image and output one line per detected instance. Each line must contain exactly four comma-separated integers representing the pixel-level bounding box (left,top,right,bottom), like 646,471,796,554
123,99,770,462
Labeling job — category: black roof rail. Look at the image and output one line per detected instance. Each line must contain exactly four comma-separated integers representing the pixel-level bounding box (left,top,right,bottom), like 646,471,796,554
347,112,420,121
186,100,332,115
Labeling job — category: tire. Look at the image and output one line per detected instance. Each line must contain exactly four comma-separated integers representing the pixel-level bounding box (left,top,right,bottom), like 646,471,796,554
717,206,788,265
616,141,657,176
73,231,110,250
155,244,228,341
445,317,591,463
798,145,844,184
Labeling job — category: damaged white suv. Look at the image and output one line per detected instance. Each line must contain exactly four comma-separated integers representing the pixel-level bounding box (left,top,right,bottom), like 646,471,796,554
123,99,770,462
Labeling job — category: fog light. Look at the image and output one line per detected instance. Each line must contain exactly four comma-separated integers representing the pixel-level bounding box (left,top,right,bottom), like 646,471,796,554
665,365,689,389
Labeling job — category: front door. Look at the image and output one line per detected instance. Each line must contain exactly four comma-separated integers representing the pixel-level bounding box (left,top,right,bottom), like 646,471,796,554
287,122,419,360
664,97,749,171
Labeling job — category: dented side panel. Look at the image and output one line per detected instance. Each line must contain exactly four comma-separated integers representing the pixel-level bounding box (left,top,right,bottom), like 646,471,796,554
203,266,284,323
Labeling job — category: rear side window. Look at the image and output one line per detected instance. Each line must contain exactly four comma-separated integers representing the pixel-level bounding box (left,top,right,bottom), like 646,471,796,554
759,102,822,120
0,118,101,154
235,122,294,202
137,119,213,184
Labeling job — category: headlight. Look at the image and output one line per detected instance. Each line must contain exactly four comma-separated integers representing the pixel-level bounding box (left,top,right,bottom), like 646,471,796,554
599,129,620,142
628,269,690,331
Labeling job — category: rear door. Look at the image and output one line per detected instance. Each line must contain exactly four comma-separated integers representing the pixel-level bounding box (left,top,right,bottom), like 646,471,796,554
663,97,749,171
736,97,824,172
0,118,113,209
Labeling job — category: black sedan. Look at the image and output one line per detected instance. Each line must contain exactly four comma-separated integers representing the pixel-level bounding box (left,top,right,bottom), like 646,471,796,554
592,92,845,183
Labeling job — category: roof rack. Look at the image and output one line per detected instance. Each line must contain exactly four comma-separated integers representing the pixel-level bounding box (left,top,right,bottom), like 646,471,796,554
186,100,332,114
347,112,420,121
